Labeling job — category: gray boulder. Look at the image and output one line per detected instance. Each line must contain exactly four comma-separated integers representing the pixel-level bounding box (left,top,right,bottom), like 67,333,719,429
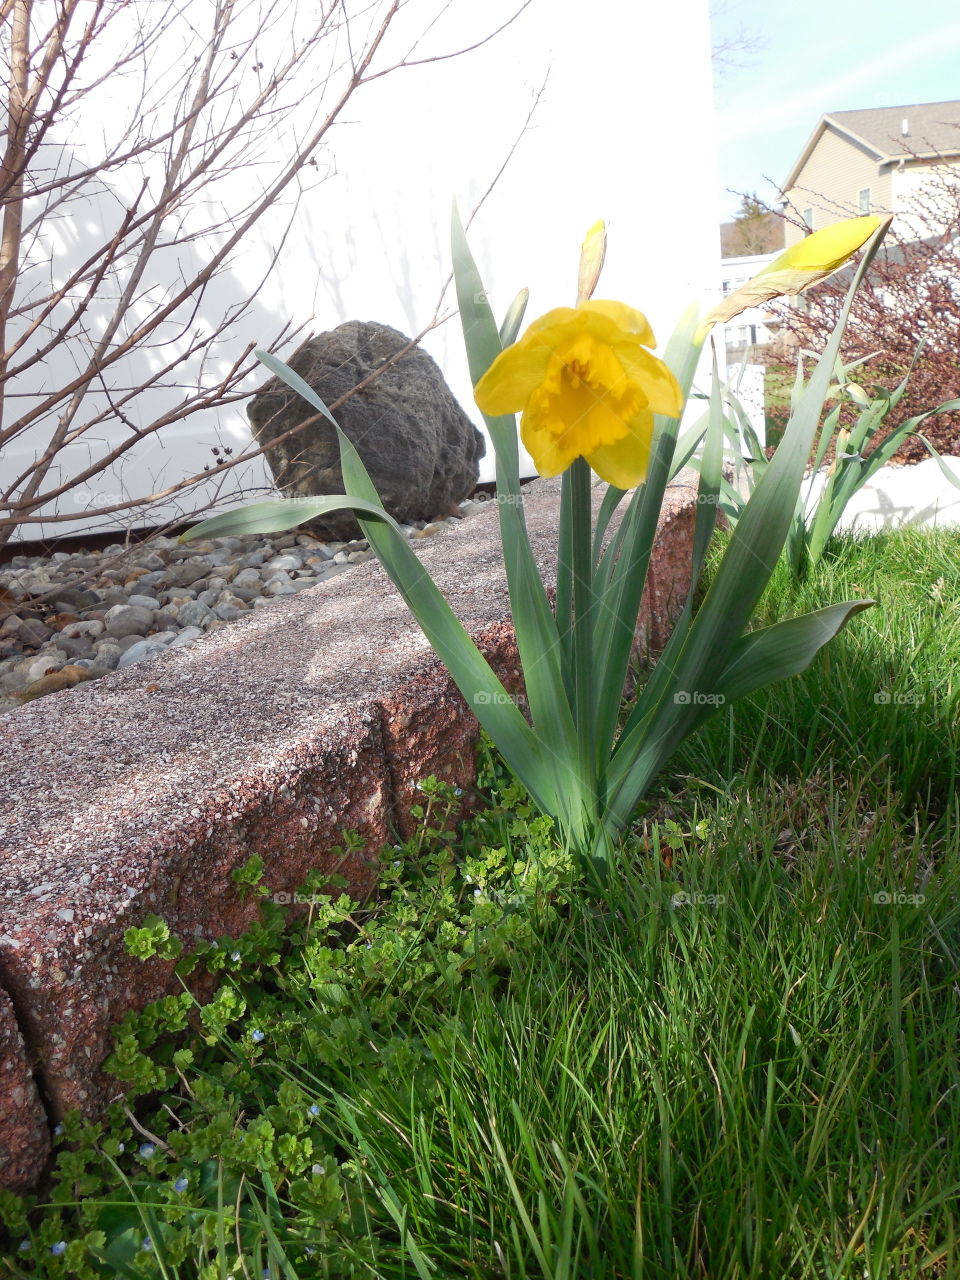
247,322,485,539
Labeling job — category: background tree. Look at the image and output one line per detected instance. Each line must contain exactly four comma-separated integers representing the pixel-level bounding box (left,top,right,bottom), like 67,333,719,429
0,0,531,548
720,192,785,257
763,162,960,463
710,0,766,81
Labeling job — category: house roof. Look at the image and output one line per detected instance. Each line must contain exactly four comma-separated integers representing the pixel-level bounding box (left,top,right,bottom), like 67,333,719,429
784,100,960,191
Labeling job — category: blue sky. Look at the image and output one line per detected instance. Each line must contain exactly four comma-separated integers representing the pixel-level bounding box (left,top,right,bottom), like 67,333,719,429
712,0,960,219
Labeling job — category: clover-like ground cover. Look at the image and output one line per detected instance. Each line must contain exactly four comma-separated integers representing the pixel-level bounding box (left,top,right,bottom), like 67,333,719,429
2,527,959,1280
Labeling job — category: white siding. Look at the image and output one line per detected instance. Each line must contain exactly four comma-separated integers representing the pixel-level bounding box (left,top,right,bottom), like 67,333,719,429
890,162,960,239
3,0,719,540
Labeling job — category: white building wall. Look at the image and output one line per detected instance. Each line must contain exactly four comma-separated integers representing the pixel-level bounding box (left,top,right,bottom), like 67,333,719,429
2,0,720,541
727,363,767,453
719,251,780,350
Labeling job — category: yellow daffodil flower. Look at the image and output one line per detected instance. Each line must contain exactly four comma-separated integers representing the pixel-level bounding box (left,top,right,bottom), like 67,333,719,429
703,214,886,331
474,300,683,488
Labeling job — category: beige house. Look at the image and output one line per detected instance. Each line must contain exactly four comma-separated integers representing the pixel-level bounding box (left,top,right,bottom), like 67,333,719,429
782,100,960,244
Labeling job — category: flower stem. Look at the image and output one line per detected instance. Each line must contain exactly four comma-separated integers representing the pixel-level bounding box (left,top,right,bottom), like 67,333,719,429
569,457,602,851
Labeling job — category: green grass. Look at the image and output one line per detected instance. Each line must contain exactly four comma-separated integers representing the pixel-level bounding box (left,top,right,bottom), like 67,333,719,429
673,525,960,816
287,784,960,1279
3,528,960,1279
762,361,794,453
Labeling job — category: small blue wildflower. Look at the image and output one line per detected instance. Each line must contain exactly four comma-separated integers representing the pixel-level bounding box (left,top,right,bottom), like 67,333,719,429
174,1176,189,1193
231,951,241,962
312,1163,326,1176
50,1241,67,1256
251,1029,265,1043
454,787,463,796
17,1240,30,1254
53,1123,64,1137
139,1142,156,1159
305,1245,317,1256
308,1103,320,1116
141,1237,153,1252
116,1142,124,1154
263,1269,272,1280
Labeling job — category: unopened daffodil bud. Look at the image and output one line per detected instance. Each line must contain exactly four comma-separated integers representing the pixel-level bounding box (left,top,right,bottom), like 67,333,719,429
702,215,887,334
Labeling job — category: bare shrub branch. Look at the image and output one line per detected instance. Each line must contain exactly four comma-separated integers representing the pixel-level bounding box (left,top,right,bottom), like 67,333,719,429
754,155,960,462
0,0,534,545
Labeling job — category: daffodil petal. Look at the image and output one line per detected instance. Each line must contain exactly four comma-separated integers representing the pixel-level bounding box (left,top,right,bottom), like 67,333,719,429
613,344,684,419
580,300,656,345
584,412,655,488
474,339,553,415
520,413,580,477
521,306,582,343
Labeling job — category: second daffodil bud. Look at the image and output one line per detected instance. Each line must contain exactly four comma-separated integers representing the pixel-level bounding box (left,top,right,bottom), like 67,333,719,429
702,214,886,333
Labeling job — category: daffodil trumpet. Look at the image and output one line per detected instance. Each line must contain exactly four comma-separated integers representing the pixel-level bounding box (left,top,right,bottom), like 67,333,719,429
181,213,888,869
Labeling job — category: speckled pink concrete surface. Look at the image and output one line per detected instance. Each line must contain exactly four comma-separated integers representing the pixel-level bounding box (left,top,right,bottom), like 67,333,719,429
0,473,698,1190
0,986,49,1192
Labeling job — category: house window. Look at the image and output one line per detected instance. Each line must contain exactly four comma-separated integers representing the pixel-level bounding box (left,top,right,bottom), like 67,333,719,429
858,188,871,214
802,207,814,231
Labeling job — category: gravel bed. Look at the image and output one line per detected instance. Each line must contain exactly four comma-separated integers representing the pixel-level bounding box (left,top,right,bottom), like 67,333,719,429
0,498,491,711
